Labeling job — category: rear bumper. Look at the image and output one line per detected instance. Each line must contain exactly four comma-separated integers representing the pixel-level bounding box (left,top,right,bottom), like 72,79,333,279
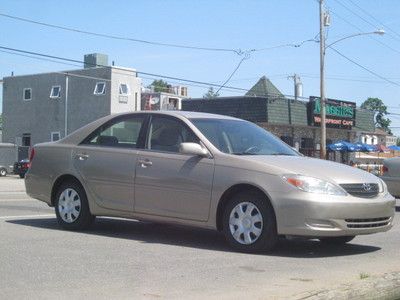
272,191,396,237
25,173,52,205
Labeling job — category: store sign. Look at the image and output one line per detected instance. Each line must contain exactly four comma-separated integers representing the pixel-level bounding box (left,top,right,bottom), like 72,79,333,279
308,96,356,129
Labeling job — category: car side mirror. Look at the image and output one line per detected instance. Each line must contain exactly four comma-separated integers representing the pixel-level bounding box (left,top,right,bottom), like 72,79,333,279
179,143,209,157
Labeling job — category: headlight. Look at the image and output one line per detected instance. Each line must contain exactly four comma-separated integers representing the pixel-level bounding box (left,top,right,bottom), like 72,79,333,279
378,178,387,193
282,175,347,196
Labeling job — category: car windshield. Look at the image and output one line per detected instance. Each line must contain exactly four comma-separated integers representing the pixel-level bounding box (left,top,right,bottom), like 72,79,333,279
190,118,298,156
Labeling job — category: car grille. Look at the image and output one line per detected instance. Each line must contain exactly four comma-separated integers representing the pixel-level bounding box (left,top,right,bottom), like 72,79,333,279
345,217,391,229
340,183,379,198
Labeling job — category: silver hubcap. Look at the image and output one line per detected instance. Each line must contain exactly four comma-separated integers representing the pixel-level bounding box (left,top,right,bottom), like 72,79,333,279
58,188,81,223
229,202,263,245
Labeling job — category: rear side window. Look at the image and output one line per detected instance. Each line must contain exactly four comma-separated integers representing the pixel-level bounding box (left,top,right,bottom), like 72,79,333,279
83,116,145,148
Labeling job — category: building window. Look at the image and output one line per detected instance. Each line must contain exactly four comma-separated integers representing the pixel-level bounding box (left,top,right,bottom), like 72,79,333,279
50,86,61,98
22,133,31,147
94,82,106,95
119,83,130,95
23,88,32,101
51,132,61,142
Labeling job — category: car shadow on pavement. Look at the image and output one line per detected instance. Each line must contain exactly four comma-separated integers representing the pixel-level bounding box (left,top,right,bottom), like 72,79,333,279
7,217,381,258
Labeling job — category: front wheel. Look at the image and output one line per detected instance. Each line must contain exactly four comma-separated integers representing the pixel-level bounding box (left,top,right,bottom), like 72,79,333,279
319,236,355,245
19,174,25,179
222,191,278,252
55,181,95,230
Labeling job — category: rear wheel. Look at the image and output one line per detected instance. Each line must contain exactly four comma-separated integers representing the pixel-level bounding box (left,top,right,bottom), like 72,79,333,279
55,181,95,230
319,236,355,245
222,191,278,252
0,168,7,177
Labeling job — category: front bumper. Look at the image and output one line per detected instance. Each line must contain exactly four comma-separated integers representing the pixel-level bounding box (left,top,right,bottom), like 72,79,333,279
271,191,396,237
380,176,400,198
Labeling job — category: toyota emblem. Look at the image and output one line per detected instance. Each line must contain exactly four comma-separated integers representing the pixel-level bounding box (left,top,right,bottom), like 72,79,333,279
362,183,372,192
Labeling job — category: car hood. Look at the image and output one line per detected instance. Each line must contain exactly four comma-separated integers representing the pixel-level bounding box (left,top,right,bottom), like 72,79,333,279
238,155,380,184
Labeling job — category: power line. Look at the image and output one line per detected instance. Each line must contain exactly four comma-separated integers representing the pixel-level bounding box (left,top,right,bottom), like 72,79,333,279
332,0,400,44
329,46,400,87
0,49,83,68
345,0,400,40
331,0,381,30
251,38,318,52
0,12,317,57
216,52,251,94
300,73,400,84
0,44,310,99
327,7,400,55
0,12,241,55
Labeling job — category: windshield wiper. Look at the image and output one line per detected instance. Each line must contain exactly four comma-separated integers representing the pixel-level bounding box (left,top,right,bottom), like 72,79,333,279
231,152,258,155
269,153,295,156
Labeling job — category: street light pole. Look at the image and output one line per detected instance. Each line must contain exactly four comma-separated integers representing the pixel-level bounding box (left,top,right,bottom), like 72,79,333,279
318,0,384,160
319,0,327,159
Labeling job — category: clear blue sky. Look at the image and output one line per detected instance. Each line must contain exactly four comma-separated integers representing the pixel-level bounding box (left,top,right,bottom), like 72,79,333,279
1,0,399,134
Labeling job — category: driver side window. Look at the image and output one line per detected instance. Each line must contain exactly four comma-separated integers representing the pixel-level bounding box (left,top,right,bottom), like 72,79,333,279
147,116,198,153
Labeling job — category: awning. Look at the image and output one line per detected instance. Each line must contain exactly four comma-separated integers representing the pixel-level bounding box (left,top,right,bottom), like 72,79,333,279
327,140,357,152
388,145,400,151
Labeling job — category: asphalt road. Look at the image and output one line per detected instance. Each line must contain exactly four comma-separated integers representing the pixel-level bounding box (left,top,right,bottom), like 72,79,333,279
0,176,399,299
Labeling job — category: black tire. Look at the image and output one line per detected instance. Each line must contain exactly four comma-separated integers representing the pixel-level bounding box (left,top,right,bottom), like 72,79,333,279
222,191,278,252
19,174,25,179
319,236,355,245
0,168,7,177
54,180,95,230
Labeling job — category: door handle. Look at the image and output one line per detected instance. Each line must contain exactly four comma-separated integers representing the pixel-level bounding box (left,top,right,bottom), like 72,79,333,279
138,159,152,167
75,153,89,161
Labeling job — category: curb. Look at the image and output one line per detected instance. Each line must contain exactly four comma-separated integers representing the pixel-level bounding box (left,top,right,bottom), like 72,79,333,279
292,272,400,300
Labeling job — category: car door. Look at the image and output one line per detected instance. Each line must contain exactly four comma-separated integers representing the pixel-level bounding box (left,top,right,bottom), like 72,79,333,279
73,115,146,212
134,115,215,221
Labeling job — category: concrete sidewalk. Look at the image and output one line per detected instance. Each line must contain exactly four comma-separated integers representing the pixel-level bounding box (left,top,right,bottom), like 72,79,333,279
294,271,400,300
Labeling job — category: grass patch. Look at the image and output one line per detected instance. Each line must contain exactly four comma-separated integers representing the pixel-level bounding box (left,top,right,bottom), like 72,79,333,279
359,272,370,280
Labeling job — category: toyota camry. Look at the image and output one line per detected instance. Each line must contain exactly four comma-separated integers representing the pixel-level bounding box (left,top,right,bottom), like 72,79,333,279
25,111,396,252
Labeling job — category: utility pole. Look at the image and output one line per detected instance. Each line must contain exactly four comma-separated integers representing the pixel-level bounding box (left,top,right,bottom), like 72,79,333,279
319,0,327,159
288,74,303,100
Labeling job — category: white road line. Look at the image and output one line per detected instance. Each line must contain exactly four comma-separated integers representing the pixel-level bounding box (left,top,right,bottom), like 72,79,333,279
0,199,35,202
0,214,54,220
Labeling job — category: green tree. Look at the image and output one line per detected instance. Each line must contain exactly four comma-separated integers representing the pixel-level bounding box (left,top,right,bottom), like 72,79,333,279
203,87,220,99
0,114,2,129
397,138,400,146
360,97,392,134
148,80,171,93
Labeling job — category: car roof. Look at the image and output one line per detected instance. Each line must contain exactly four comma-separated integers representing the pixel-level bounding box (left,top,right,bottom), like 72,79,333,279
55,110,241,146
113,110,239,120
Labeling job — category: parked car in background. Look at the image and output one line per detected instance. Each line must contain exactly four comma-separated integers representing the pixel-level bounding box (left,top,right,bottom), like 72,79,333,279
25,111,396,252
0,142,22,177
0,165,10,176
14,159,30,178
381,157,400,198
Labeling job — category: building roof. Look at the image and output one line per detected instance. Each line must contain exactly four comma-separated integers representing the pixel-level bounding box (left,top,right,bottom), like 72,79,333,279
375,128,391,136
245,76,284,98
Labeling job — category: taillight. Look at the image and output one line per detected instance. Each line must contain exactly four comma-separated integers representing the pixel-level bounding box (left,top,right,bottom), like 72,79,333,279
29,148,35,162
382,165,388,174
